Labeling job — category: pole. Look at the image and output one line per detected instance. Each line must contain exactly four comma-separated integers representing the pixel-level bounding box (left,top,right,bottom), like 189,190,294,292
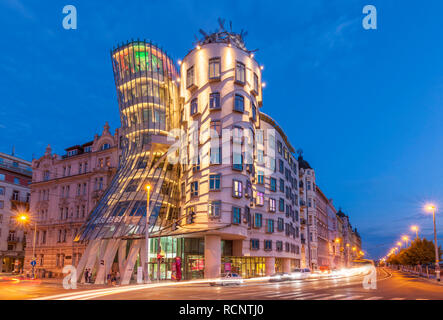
432,208,440,282
415,229,418,240
157,237,161,281
144,187,151,283
31,221,37,278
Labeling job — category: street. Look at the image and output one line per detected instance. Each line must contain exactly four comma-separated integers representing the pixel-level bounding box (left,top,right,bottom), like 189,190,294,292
1,268,441,300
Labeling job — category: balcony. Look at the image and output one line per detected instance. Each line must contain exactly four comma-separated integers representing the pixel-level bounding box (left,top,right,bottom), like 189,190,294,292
0,161,32,176
10,196,30,211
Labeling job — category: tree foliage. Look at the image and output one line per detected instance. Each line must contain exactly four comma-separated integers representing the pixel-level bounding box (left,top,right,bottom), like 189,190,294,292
386,238,442,266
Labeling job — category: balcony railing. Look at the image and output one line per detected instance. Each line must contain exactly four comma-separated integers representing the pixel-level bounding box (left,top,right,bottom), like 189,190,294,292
0,161,32,176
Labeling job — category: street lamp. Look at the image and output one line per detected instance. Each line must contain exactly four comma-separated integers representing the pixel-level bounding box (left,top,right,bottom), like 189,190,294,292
144,185,151,283
402,235,409,248
397,241,402,249
425,204,440,282
411,225,419,239
16,212,37,278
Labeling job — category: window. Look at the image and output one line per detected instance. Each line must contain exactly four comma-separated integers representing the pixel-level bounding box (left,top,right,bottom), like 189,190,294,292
209,92,221,110
279,159,284,173
12,190,19,200
0,201,3,209
101,143,111,150
232,153,243,171
191,181,199,197
186,206,196,224
186,66,195,88
210,147,221,165
208,58,221,79
190,98,198,115
279,198,285,212
264,240,272,251
256,191,264,206
257,149,264,165
277,141,282,154
235,61,246,83
208,201,221,218
0,174,4,181
181,182,185,198
13,178,20,185
279,178,284,192
84,146,91,153
232,180,242,198
257,171,264,184
266,219,274,233
253,73,259,93
234,94,244,112
0,187,4,195
251,103,257,121
78,163,82,174
250,239,260,250
270,178,276,191
269,198,276,212
209,174,221,191
254,213,262,228
276,241,283,252
232,207,241,225
278,218,284,231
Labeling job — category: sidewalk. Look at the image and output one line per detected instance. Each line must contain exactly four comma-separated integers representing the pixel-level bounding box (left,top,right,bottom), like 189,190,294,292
389,268,443,286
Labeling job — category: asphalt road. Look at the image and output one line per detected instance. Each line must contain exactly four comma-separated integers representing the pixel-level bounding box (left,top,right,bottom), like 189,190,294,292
1,268,442,300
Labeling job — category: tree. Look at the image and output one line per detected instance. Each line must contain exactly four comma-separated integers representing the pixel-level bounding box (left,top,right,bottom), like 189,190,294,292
387,238,442,267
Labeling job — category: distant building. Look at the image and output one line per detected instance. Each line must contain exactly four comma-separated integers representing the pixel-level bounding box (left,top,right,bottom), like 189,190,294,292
24,124,119,277
0,152,32,273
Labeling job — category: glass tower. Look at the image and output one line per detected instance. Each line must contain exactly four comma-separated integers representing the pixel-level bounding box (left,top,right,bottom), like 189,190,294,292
78,41,181,242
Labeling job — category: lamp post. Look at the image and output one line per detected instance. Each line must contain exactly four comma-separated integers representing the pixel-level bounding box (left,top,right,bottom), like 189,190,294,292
426,204,440,282
397,241,402,249
144,185,151,283
411,225,419,239
17,213,36,278
402,236,409,248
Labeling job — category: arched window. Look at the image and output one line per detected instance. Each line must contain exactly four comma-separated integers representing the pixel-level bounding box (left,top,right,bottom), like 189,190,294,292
100,143,111,151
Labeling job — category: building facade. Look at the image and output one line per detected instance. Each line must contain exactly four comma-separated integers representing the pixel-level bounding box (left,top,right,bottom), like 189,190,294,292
24,24,363,281
0,152,32,273
24,124,119,277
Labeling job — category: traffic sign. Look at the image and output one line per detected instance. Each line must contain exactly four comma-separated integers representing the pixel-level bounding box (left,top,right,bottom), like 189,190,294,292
30,260,36,267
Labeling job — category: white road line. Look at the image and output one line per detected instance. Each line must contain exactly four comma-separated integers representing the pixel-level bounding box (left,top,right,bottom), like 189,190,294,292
338,295,364,300
391,297,406,300
364,296,383,300
295,293,331,300
265,291,303,298
315,294,346,300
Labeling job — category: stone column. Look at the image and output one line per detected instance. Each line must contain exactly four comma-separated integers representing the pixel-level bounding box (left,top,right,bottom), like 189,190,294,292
204,235,221,279
265,257,275,276
282,258,291,273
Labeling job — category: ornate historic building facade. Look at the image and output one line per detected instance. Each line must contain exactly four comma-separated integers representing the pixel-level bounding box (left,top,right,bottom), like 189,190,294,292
24,124,119,277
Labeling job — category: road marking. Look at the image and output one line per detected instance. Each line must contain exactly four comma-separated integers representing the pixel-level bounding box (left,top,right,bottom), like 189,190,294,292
338,295,363,300
315,294,346,300
264,291,303,298
295,293,331,300
391,297,406,300
364,296,383,300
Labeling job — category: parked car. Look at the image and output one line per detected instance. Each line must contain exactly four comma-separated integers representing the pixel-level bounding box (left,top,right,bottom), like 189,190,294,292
318,266,331,274
290,268,311,279
269,272,292,282
209,273,243,286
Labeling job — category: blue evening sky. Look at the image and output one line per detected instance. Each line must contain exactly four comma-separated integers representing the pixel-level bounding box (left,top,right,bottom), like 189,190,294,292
1,0,442,259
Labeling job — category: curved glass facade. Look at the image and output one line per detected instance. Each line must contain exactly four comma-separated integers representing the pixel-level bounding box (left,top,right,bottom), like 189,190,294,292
78,41,181,241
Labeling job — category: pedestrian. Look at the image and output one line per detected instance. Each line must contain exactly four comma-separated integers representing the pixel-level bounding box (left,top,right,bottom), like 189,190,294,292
87,268,92,283
107,272,112,285
116,271,120,285
84,268,89,284
111,272,116,286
